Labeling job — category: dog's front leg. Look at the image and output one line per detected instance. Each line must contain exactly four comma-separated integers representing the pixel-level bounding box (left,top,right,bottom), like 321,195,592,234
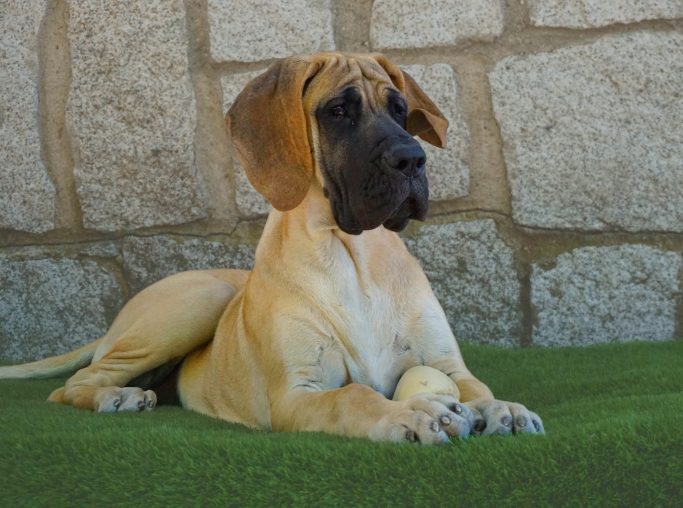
410,296,545,437
270,383,470,444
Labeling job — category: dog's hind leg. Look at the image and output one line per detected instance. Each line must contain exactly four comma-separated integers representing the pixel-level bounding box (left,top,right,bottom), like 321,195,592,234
48,269,249,412
49,339,165,412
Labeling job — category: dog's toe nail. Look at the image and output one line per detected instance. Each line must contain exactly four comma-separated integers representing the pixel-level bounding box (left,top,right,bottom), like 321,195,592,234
501,415,512,428
515,416,528,429
405,430,418,443
429,420,440,433
440,415,451,426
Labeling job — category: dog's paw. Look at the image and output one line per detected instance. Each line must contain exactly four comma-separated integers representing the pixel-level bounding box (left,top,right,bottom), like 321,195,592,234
369,393,473,444
465,399,544,436
96,387,157,413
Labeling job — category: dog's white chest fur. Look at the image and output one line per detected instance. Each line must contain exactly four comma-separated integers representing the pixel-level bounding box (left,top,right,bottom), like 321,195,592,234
314,230,423,397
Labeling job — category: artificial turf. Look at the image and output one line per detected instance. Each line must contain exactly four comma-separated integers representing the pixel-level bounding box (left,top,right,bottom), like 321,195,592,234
1,341,682,507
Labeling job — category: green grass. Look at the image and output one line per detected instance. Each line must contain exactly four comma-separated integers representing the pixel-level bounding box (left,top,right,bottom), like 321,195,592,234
1,341,682,507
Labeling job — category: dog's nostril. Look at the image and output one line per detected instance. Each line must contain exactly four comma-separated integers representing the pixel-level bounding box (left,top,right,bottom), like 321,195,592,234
383,143,427,177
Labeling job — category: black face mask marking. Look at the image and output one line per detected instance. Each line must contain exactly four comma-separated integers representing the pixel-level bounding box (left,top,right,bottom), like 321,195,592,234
315,87,428,235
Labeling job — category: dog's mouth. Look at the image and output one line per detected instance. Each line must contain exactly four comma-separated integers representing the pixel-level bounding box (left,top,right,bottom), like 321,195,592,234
324,174,429,235
382,194,428,232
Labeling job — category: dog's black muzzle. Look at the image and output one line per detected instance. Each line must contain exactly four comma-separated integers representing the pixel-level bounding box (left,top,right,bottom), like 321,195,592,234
378,139,427,180
332,131,429,234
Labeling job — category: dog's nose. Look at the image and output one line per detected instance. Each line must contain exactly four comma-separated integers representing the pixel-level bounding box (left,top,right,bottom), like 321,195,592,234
382,142,426,178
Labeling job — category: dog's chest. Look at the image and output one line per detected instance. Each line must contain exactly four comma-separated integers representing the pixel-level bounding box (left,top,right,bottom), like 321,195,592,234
320,243,422,397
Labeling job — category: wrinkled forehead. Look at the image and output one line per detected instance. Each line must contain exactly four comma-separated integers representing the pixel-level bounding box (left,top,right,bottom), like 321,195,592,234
303,54,398,112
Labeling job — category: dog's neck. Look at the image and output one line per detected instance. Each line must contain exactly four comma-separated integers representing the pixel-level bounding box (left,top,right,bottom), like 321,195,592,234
285,183,338,238
255,182,403,275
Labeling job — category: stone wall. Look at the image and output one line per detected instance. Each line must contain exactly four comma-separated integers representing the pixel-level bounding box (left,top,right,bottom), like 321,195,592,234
1,0,682,360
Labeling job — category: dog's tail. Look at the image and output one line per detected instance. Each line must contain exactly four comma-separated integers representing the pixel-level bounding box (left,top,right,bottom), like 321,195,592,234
0,337,104,380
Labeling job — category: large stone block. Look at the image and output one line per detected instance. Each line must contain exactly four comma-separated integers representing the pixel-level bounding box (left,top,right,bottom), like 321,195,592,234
222,70,271,217
122,235,255,294
408,220,521,346
0,256,124,362
402,64,470,201
208,0,334,62
529,0,683,28
68,1,206,231
532,245,681,346
371,0,504,50
490,32,683,232
0,0,56,233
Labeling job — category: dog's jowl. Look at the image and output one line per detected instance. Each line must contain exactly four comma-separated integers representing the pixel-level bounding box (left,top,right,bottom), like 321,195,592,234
0,53,543,444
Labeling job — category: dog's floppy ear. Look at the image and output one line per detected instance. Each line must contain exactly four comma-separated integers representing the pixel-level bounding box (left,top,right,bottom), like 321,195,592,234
372,55,449,149
227,57,323,211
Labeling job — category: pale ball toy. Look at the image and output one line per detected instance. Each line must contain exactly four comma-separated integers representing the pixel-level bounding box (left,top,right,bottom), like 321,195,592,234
392,365,460,401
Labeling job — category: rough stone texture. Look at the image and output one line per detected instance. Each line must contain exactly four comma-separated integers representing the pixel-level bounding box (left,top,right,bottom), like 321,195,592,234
0,256,124,362
371,0,504,50
532,245,681,346
0,241,120,263
221,70,264,113
122,235,255,295
0,0,56,233
76,242,121,259
2,1,683,356
67,1,206,231
234,163,272,217
490,32,683,232
408,220,521,346
402,64,470,201
529,0,683,28
208,0,335,62
222,71,271,217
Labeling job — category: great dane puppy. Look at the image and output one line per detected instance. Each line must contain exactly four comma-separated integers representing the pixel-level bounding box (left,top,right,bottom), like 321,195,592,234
0,53,543,444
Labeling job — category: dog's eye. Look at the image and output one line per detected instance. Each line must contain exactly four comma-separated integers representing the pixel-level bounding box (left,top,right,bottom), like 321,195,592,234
331,105,346,118
393,102,407,118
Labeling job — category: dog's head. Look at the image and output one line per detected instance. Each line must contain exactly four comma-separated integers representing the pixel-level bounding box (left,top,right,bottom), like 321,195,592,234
227,53,448,235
